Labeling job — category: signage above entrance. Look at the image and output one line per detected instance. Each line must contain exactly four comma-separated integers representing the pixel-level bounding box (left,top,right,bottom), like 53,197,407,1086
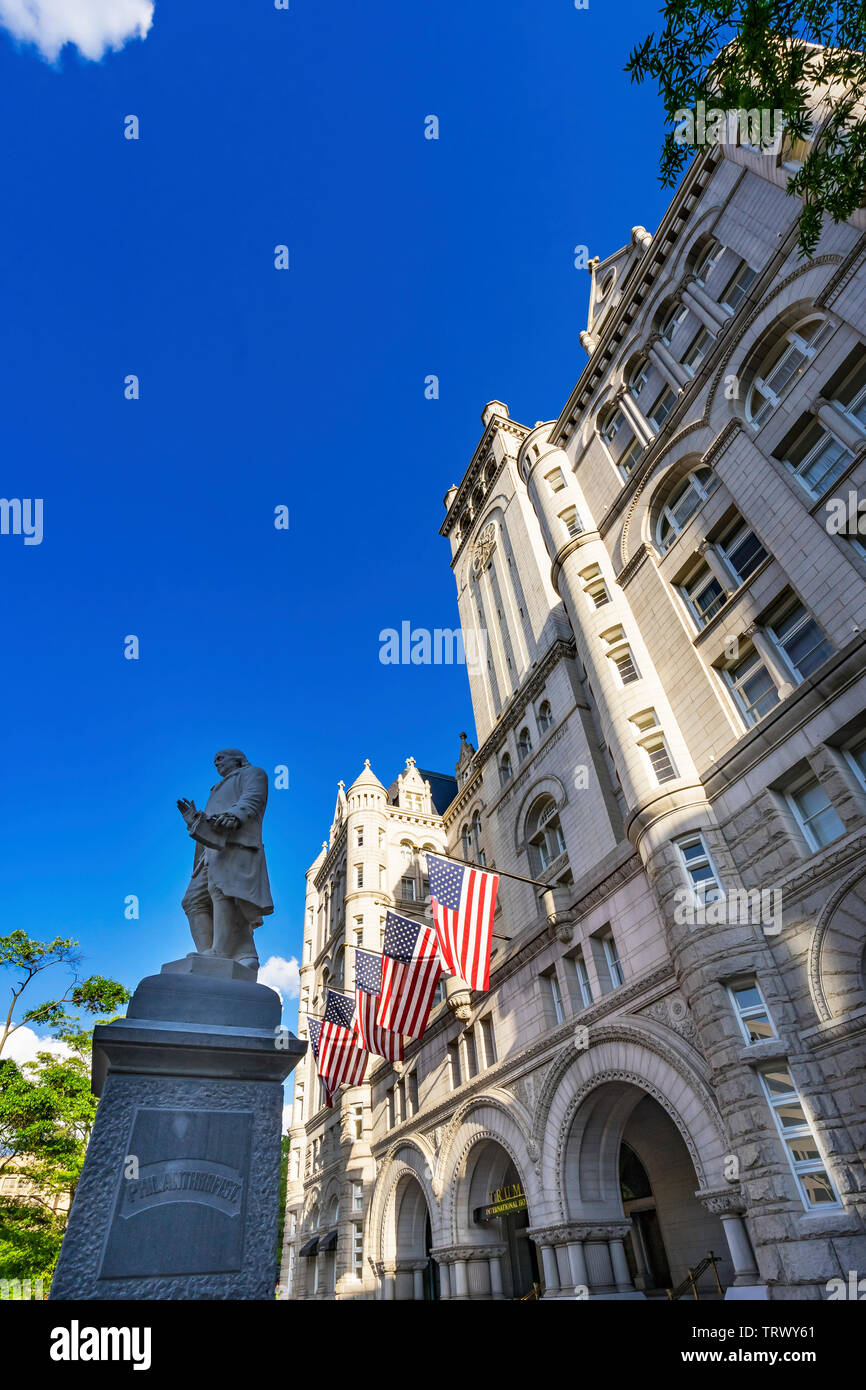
474,1182,527,1222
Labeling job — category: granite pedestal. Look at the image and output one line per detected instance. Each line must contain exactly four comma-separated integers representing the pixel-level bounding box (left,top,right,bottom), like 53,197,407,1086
50,957,305,1300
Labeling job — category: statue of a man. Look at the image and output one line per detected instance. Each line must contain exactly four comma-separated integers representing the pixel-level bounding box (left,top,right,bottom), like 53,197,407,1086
177,749,274,971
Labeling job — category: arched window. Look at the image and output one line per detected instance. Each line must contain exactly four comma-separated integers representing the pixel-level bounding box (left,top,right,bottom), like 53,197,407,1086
626,355,649,401
461,824,472,859
538,700,553,733
333,947,345,987
694,237,721,285
499,753,512,785
517,728,532,761
659,300,688,346
526,795,568,875
747,316,828,427
655,466,718,551
400,841,413,866
471,811,482,849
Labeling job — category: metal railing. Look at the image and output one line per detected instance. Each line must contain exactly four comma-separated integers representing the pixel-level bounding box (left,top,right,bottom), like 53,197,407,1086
666,1251,724,1300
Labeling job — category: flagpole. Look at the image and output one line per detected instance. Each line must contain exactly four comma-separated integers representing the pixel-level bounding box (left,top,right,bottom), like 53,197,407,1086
434,852,552,891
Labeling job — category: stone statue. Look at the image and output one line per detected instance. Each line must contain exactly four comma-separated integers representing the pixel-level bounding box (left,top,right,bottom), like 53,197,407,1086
177,749,274,972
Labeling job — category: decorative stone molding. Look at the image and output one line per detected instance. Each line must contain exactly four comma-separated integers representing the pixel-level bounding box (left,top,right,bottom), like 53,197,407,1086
697,1188,747,1216
807,861,866,1022
471,522,496,574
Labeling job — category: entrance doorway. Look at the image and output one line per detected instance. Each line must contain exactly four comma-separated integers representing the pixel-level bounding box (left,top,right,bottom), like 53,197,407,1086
465,1145,539,1299
620,1143,671,1291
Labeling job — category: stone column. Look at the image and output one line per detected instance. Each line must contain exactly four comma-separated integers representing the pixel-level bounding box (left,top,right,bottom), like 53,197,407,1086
412,1264,425,1301
617,387,655,448
744,621,796,699
720,1215,761,1285
698,538,736,595
540,1243,560,1297
452,1259,469,1300
567,1239,589,1292
648,336,690,391
811,396,866,453
682,278,728,331
489,1250,505,1300
609,1237,634,1293
437,1259,451,1301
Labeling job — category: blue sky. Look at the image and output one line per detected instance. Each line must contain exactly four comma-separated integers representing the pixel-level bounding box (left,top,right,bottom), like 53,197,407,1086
0,0,674,1036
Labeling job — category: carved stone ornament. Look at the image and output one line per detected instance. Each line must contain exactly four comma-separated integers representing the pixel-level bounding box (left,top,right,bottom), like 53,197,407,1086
472,523,496,574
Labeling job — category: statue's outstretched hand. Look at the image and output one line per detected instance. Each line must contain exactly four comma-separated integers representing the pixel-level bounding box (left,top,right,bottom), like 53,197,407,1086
212,812,241,831
177,798,198,828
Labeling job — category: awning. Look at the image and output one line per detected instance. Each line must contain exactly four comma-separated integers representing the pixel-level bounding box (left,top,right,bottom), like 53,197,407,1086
298,1237,319,1257
318,1229,338,1253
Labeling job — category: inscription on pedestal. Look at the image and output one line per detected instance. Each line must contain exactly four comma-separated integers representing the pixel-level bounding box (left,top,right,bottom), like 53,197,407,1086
99,1107,253,1279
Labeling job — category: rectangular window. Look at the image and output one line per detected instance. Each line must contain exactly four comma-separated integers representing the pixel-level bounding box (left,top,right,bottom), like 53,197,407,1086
767,600,833,680
464,1029,478,1078
718,521,768,582
612,647,640,685
352,1104,364,1139
682,327,712,376
787,775,845,850
618,437,645,479
644,736,678,784
546,467,566,493
560,506,584,538
356,827,364,847
602,933,624,988
587,578,610,607
480,1014,497,1067
729,982,777,1043
387,1086,396,1128
543,970,565,1024
449,1042,462,1089
784,426,854,500
353,1223,364,1278
720,261,757,314
401,876,416,901
723,645,780,725
648,387,678,431
407,1071,419,1116
759,1066,840,1209
574,951,593,1008
844,735,866,790
681,564,727,626
356,866,364,889
675,833,723,905
352,1179,364,1213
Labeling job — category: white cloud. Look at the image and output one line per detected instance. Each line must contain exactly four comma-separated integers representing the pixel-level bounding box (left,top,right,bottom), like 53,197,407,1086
258,955,300,1004
3,1024,71,1066
0,0,154,63
282,1104,292,1134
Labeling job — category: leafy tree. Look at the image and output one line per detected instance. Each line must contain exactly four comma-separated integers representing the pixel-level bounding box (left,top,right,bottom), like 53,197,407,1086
625,2,866,256
0,931,130,1289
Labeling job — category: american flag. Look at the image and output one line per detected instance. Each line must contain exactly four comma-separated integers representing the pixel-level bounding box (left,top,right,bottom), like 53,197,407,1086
319,990,368,1090
354,950,404,1061
306,1015,335,1108
427,852,499,992
376,910,442,1040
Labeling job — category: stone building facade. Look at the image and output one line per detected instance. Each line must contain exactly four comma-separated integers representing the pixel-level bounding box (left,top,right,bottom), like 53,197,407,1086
280,130,866,1300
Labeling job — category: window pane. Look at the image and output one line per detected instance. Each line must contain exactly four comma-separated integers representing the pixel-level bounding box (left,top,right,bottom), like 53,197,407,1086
786,1135,821,1164
732,985,762,1010
799,436,852,495
726,529,767,580
762,1065,796,1096
744,1013,775,1041
800,1169,838,1205
776,1100,808,1128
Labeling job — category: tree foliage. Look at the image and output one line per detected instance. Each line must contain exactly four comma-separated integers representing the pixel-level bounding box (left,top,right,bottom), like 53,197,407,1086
625,2,866,256
0,931,130,1287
